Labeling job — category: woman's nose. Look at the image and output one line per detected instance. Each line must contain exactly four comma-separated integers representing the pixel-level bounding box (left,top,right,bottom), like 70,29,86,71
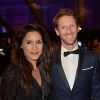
32,43,38,50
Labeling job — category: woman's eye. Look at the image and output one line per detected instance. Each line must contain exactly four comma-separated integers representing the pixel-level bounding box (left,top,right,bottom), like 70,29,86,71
24,40,43,45
26,41,32,44
37,41,43,44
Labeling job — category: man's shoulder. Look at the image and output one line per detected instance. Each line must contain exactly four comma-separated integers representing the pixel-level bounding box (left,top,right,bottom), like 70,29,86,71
52,47,60,57
79,46,99,58
51,47,61,63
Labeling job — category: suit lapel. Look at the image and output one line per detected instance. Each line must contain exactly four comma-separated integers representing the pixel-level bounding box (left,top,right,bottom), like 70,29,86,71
72,47,85,90
55,48,71,90
76,48,84,80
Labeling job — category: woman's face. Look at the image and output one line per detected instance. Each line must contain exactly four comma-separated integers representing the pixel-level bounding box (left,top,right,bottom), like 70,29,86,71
21,31,43,63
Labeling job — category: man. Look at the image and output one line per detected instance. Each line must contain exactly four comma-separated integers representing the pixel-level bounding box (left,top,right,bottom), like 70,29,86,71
49,8,100,100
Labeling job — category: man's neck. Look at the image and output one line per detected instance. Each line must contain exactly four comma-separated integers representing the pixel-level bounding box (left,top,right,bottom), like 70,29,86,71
62,43,78,51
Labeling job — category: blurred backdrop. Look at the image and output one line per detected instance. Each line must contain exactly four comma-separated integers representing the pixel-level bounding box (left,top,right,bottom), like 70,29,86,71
0,0,100,40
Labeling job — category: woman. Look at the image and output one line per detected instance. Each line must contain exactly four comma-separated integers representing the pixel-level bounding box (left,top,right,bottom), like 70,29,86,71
0,24,51,100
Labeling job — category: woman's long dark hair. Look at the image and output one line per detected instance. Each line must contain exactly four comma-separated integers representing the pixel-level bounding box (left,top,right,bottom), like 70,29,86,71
11,24,51,91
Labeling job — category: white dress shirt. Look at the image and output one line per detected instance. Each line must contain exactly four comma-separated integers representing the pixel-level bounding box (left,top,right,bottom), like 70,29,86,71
61,44,79,90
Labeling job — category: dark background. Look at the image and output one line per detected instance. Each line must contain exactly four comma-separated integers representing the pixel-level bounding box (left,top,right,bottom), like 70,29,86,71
0,0,100,40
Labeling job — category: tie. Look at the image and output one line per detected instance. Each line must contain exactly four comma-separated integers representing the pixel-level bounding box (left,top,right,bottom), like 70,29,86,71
64,49,80,57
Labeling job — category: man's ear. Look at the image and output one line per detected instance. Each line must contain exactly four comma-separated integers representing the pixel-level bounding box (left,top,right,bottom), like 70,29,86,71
55,28,60,36
78,27,82,32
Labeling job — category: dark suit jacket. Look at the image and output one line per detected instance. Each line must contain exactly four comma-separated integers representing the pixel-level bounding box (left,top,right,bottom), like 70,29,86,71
48,46,100,100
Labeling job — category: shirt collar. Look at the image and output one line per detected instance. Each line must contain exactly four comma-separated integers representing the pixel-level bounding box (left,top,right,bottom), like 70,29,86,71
61,44,79,55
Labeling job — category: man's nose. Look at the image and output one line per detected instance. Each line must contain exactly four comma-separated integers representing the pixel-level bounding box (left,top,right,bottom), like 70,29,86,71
67,27,71,33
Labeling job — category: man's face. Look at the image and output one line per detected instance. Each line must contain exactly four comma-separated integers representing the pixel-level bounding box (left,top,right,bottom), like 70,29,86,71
55,15,80,49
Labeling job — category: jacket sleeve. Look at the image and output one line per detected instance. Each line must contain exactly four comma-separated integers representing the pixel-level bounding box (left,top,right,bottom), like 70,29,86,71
0,65,19,100
92,55,100,100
